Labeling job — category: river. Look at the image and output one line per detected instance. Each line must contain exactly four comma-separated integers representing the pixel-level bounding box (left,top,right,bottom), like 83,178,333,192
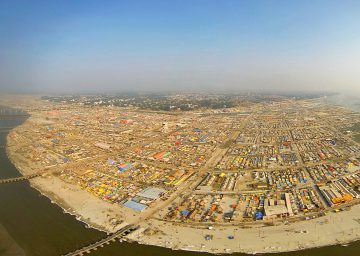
323,93,360,112
0,107,359,256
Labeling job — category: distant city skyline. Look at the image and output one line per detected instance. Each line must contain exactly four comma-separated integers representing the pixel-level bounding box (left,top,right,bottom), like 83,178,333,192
1,0,360,94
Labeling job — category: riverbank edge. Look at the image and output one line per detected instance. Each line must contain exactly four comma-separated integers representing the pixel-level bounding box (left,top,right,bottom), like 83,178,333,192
3,111,360,255
4,145,116,234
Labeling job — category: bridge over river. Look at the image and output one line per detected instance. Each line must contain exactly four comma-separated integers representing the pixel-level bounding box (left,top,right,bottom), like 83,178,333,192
0,107,28,120
0,115,29,120
0,127,14,133
62,224,139,256
0,173,41,184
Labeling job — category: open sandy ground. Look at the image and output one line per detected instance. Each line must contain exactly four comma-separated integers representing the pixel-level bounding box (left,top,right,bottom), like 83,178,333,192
5,127,360,254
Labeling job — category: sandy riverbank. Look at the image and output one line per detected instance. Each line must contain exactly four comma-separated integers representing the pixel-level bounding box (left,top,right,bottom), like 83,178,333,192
29,176,136,233
134,205,360,254
4,118,360,254
5,126,138,234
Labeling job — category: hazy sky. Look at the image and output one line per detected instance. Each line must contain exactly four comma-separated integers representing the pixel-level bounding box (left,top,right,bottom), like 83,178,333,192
1,0,360,94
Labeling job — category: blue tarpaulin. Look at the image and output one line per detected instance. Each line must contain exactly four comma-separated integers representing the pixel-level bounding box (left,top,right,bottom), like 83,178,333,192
107,159,116,165
255,211,263,220
123,200,147,212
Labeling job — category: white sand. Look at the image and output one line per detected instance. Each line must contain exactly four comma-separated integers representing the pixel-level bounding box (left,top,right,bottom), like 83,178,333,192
135,206,360,254
30,176,137,232
5,117,360,254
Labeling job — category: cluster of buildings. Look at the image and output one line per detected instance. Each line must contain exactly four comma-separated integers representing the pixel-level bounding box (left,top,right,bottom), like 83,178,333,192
318,171,360,207
218,145,298,170
8,97,360,226
307,160,358,183
161,101,360,223
164,187,324,223
252,169,308,190
58,156,194,210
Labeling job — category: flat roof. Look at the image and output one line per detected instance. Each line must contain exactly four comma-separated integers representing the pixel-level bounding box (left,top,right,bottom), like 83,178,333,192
136,187,166,200
123,200,147,212
264,205,288,216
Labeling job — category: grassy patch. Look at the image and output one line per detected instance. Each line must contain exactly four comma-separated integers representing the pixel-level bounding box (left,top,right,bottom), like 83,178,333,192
353,133,360,143
220,140,232,149
349,123,360,133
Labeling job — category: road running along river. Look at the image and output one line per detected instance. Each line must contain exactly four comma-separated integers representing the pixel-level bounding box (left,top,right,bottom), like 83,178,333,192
0,109,360,256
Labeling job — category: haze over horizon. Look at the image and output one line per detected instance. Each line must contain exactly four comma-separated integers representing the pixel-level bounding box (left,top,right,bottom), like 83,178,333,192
1,0,360,95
